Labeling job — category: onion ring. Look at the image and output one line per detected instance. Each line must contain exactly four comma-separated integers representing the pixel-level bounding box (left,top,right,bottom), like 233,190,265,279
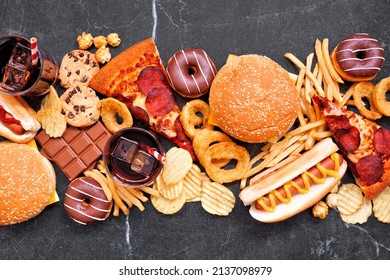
373,76,390,117
353,81,382,120
101,98,133,133
203,142,250,184
193,129,232,168
180,99,214,140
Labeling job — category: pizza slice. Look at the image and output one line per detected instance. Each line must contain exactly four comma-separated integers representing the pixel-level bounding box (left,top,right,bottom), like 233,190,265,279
89,38,195,159
314,96,390,199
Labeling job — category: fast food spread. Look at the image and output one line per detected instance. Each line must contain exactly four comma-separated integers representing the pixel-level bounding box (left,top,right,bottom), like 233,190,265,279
1,30,390,229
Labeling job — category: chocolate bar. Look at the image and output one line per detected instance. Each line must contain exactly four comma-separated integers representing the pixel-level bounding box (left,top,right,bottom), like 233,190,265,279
35,121,111,180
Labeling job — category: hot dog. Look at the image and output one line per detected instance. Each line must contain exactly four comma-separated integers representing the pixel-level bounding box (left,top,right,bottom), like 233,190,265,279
239,138,348,223
0,94,40,143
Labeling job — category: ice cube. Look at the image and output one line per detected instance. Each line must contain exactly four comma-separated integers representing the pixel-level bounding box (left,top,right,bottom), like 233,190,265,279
9,43,32,70
0,62,31,91
111,137,139,164
131,150,156,177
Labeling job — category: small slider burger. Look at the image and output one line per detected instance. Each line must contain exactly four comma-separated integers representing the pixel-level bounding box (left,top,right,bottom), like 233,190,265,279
208,54,300,143
239,138,347,222
0,94,40,143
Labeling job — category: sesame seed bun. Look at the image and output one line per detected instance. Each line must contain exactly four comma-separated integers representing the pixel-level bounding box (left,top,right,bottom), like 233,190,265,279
0,142,56,226
209,55,300,143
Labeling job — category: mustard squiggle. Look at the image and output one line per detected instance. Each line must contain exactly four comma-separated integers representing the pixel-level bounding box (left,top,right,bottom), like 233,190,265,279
257,153,341,212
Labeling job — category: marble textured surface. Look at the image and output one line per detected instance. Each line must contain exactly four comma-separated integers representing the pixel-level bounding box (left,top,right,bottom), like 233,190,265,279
0,0,390,260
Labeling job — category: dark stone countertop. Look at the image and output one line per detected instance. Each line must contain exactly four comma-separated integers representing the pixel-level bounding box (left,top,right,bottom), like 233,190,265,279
0,0,389,260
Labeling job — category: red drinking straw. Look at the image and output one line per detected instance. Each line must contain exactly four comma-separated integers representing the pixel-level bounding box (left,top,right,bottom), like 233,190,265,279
30,37,38,67
139,142,167,164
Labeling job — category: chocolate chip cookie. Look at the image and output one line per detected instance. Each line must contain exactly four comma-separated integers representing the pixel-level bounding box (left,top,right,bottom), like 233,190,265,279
59,50,100,89
60,85,101,127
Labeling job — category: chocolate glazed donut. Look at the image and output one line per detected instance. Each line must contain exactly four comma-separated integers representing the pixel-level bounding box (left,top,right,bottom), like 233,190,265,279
332,33,385,82
166,49,217,98
64,177,112,225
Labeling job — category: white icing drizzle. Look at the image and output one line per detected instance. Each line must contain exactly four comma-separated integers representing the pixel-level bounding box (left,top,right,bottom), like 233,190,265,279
181,49,189,65
79,178,103,190
65,193,110,212
173,54,190,94
203,50,216,77
191,74,201,94
344,66,381,72
64,203,106,221
341,37,379,44
338,56,385,62
336,47,384,53
193,50,209,86
70,186,110,203
70,217,87,225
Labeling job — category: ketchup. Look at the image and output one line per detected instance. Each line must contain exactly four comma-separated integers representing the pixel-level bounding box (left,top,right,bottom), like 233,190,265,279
0,106,24,134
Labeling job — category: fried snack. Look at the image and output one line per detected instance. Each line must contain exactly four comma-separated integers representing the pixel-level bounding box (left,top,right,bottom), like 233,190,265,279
84,170,112,202
201,181,235,216
193,129,232,167
340,196,372,224
155,173,184,200
180,99,213,140
353,82,382,120
337,183,363,215
312,201,329,219
40,86,62,111
36,108,67,138
203,142,250,184
151,184,186,215
162,147,193,185
94,35,107,49
372,186,390,223
372,76,390,116
182,164,202,201
100,97,133,133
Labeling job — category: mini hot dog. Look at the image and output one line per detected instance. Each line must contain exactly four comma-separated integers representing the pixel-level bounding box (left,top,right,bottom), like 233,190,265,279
239,138,348,223
0,94,41,143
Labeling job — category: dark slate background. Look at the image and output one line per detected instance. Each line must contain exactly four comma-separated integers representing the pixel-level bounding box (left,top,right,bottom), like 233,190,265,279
0,0,390,260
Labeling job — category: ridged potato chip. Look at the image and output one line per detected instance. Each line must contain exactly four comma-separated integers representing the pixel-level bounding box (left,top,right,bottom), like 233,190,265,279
151,184,186,215
201,181,235,216
340,196,372,224
40,86,62,111
373,187,390,223
156,173,184,200
37,108,67,138
337,183,363,215
183,164,202,201
162,147,193,185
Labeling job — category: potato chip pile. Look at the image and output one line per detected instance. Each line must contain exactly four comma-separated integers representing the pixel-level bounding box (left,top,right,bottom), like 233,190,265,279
151,147,235,216
324,183,390,224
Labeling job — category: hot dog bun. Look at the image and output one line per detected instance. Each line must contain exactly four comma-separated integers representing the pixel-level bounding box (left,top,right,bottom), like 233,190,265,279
239,138,347,222
0,94,40,143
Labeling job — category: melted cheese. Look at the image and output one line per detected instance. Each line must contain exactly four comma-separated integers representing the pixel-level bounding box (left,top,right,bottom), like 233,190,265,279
256,153,341,212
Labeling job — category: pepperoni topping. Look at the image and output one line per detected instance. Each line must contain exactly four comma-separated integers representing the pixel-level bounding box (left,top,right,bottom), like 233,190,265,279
355,155,384,185
334,126,360,153
374,127,390,156
325,115,351,132
336,33,385,78
129,106,150,124
145,88,174,117
136,66,170,96
171,117,197,160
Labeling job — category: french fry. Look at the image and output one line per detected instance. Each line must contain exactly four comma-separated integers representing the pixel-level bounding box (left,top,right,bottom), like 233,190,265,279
106,175,129,215
285,119,326,138
339,83,357,107
313,131,333,140
322,38,344,84
267,141,303,167
116,184,145,211
113,203,120,217
84,170,112,202
140,186,160,197
115,187,134,208
128,188,148,203
295,68,306,91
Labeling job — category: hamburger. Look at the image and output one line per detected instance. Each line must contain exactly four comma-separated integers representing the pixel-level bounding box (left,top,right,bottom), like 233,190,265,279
208,55,300,143
0,141,56,225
